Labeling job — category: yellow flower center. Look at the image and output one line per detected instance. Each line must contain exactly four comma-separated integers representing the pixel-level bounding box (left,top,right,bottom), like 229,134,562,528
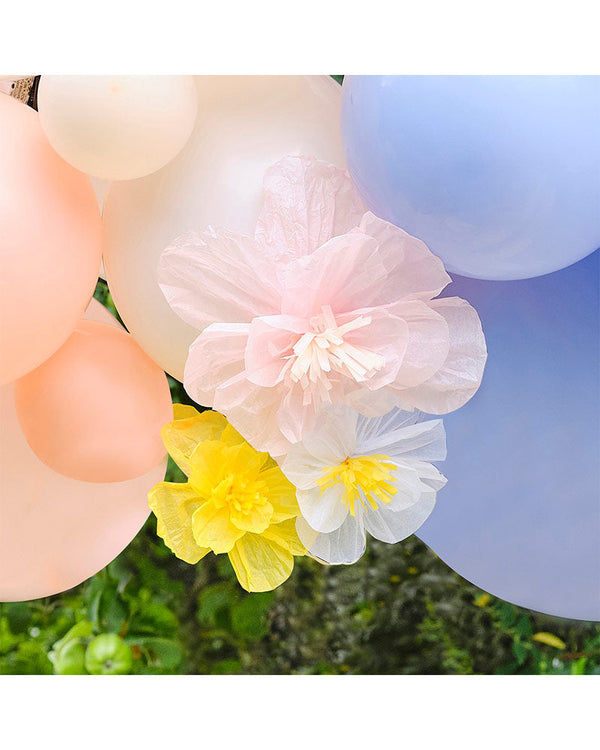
210,473,270,517
187,442,278,544
317,454,398,516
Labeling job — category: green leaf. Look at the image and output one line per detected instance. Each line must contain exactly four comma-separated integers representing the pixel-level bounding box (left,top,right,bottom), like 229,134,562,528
134,555,185,596
100,589,129,633
0,617,22,655
513,616,533,638
127,637,184,669
216,555,236,580
130,603,178,637
0,603,32,632
495,603,518,629
532,632,567,650
512,640,529,666
165,455,187,484
107,559,133,594
231,593,273,640
198,583,236,627
0,642,53,675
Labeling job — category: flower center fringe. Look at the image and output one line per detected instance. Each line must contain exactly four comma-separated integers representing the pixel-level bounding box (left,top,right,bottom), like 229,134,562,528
317,454,398,516
210,473,270,517
288,306,384,406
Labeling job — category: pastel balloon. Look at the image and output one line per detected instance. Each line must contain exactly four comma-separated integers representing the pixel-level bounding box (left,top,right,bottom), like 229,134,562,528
417,250,600,621
37,75,198,181
89,176,109,279
342,76,600,281
14,319,173,483
103,76,346,379
0,94,102,385
90,175,109,210
0,299,167,602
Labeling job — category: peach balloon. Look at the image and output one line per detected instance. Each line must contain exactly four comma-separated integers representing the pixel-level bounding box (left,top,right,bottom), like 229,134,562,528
0,94,102,385
0,299,167,602
103,75,346,380
14,319,173,483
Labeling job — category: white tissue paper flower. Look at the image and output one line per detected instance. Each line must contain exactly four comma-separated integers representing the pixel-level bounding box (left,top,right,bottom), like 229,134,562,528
281,404,447,564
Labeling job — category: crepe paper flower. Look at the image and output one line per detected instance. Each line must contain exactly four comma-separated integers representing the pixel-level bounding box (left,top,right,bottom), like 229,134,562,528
148,404,305,592
158,155,487,457
281,404,447,565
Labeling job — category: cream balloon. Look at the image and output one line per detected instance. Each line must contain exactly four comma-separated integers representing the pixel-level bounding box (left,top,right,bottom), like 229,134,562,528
90,175,109,210
103,76,346,381
37,76,198,181
89,176,109,279
0,299,168,602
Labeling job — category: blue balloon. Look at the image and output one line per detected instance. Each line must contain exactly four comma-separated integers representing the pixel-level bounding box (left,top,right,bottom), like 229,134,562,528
416,250,599,621
342,76,600,281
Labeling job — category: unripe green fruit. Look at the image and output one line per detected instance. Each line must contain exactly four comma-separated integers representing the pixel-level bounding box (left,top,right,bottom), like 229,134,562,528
54,640,87,675
84,634,133,675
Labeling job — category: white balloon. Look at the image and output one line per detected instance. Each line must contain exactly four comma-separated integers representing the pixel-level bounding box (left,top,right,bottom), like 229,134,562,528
37,75,198,181
103,76,346,380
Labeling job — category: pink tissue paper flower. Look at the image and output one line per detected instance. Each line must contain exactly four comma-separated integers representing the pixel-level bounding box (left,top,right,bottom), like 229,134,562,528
158,156,487,457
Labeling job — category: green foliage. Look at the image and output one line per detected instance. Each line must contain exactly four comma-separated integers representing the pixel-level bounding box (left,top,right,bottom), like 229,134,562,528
2,519,599,675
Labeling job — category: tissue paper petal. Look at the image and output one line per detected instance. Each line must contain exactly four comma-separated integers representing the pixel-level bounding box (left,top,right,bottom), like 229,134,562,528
385,299,450,389
184,324,249,408
356,412,447,463
297,483,349,534
280,232,385,318
161,407,229,476
229,531,295,592
256,155,365,261
296,513,367,566
212,373,289,457
359,212,451,299
363,489,438,544
400,297,487,413
148,482,210,564
159,228,281,330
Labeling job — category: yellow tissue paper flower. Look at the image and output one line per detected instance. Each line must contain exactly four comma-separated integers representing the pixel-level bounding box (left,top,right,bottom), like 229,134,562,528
148,404,305,592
